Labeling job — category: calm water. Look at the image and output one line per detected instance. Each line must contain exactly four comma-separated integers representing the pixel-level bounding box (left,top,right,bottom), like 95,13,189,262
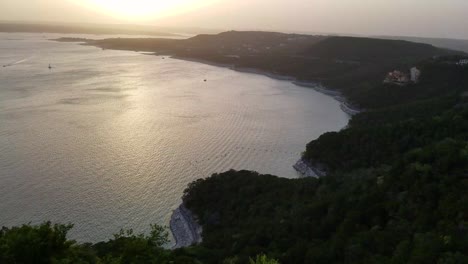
0,33,349,242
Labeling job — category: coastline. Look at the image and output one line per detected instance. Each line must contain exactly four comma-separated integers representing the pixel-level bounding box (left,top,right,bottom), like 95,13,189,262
340,102,361,116
169,204,203,249
166,55,356,236
58,39,361,224
171,55,362,117
172,54,361,178
293,158,327,178
171,56,294,81
54,38,363,117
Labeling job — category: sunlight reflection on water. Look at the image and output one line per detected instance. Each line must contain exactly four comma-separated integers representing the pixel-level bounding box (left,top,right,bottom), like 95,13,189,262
0,33,349,242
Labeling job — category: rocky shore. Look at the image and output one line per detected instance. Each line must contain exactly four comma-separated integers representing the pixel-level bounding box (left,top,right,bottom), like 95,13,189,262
293,81,362,116
340,102,361,116
293,158,327,178
170,204,203,249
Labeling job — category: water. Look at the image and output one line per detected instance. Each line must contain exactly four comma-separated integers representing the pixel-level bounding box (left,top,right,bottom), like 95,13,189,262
0,33,349,242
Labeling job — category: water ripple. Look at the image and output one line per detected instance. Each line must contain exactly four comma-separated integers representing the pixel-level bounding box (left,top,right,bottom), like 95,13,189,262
0,33,349,242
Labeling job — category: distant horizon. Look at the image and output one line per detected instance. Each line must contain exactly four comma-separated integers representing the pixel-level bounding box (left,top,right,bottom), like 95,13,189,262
2,0,468,40
2,19,468,41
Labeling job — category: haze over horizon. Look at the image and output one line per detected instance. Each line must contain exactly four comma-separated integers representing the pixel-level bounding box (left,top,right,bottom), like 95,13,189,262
1,0,468,39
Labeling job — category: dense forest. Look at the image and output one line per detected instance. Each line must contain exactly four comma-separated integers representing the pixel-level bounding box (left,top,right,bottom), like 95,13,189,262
3,34,468,263
174,57,468,263
305,58,468,171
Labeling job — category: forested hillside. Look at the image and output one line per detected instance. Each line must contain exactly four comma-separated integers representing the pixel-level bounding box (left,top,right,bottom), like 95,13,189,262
177,57,468,263
305,59,468,171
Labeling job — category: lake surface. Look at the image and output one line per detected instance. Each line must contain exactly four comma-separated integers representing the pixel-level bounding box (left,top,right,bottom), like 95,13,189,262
0,33,349,242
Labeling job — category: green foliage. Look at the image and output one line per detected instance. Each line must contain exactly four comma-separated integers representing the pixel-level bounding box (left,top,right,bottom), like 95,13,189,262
181,151,467,263
179,66,468,262
249,255,280,264
0,222,79,264
345,59,468,108
305,97,468,172
0,223,176,264
92,224,171,263
305,37,446,63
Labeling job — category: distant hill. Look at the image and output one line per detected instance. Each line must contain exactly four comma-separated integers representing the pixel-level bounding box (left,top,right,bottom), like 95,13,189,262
304,36,452,63
82,31,460,60
186,30,325,54
377,35,468,54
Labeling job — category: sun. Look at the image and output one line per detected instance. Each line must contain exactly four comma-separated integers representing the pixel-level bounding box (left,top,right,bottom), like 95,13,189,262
74,0,213,21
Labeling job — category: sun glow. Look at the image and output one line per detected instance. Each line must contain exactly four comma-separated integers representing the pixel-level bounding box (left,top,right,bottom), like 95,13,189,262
76,0,212,21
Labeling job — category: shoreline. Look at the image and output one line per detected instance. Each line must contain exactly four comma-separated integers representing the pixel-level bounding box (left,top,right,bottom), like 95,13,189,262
169,204,203,249
53,38,363,117
171,56,362,116
166,55,357,236
56,38,361,229
293,158,327,178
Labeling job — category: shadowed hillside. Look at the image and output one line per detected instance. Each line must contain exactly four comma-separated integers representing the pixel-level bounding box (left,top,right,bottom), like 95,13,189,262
304,36,447,63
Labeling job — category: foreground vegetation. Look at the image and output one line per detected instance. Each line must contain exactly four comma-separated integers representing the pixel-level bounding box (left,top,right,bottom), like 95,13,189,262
0,222,280,263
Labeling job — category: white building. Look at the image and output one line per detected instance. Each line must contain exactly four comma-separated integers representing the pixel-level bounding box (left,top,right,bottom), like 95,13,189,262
384,70,409,85
458,59,468,66
410,67,421,83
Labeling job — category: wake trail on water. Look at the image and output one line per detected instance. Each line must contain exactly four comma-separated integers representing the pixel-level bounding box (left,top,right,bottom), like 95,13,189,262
2,56,35,68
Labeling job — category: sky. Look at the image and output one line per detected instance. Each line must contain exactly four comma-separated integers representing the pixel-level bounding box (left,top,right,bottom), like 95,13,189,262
1,0,468,39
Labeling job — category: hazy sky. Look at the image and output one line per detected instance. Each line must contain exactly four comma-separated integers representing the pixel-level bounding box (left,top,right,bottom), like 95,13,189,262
1,0,468,39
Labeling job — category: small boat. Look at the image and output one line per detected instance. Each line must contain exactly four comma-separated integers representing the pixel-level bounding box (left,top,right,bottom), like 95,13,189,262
48,64,52,69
